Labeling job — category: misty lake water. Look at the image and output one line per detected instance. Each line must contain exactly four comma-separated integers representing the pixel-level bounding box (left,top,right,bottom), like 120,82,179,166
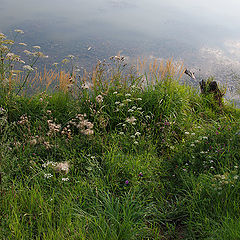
1,0,240,100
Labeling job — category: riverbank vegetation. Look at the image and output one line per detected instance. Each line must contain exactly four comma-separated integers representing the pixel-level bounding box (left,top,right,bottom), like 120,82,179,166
1,30,240,240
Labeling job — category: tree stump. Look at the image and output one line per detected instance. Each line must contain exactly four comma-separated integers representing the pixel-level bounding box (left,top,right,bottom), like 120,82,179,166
199,79,224,107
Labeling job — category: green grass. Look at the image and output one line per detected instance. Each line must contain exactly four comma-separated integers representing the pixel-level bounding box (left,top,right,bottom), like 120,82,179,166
1,34,240,239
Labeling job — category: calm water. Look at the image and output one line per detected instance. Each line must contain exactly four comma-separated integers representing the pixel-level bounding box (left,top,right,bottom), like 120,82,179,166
1,0,240,98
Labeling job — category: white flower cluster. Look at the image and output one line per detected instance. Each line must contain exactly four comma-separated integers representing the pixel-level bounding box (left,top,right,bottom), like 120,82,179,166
42,161,70,174
47,120,61,136
5,52,25,63
17,115,29,125
96,94,104,104
63,113,94,136
126,116,137,125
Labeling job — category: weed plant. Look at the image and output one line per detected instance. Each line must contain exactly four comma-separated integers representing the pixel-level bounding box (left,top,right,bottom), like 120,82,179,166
0,32,240,240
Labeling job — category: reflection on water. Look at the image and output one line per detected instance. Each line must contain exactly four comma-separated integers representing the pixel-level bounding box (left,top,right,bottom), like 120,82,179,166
1,0,240,100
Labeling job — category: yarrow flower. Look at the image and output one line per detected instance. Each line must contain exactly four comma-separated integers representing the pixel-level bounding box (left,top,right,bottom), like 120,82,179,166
62,177,69,181
126,116,136,124
44,173,53,179
19,42,27,46
14,29,24,34
54,162,70,174
23,65,34,71
33,45,41,49
0,33,6,39
23,50,32,55
96,95,103,103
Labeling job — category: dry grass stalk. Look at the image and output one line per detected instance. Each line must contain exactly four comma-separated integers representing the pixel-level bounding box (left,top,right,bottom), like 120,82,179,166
137,57,185,84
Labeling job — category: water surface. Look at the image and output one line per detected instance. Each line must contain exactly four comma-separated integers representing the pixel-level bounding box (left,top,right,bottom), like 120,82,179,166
1,0,240,99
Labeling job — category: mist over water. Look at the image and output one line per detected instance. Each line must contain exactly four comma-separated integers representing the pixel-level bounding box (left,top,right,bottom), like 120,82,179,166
1,0,240,100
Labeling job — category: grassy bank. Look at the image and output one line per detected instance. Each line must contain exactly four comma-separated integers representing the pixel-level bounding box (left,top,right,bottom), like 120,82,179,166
1,31,240,239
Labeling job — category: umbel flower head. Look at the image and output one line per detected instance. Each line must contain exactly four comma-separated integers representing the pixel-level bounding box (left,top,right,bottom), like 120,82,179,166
96,95,103,103
54,162,70,174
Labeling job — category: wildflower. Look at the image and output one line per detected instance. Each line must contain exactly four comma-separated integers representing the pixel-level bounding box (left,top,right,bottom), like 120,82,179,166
126,116,136,124
128,109,134,113
202,136,208,140
0,45,9,52
14,29,24,34
185,132,190,135
23,65,34,71
82,82,92,89
83,129,94,136
29,138,37,146
138,172,143,177
23,50,32,55
62,58,69,64
42,161,57,168
126,99,132,102
125,180,129,185
62,177,69,181
216,131,219,135
6,53,15,59
119,103,124,107
35,51,48,58
17,115,29,125
43,141,52,149
125,93,131,97
54,162,70,174
44,173,53,179
234,175,239,180
113,91,118,95
136,98,142,101
115,101,120,105
135,132,141,137
67,54,74,59
33,45,41,49
134,141,138,144
191,133,196,136
190,144,195,147
96,95,103,103
132,106,137,110
119,132,124,135
137,107,142,111
0,33,6,39
19,42,27,46
195,140,200,143
131,135,135,138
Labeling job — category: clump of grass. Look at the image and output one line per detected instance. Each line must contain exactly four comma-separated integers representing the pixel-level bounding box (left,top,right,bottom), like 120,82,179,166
1,32,240,240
